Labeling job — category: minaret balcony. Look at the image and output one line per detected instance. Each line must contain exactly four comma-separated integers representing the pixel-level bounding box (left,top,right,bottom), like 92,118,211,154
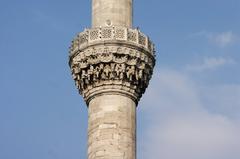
69,26,155,57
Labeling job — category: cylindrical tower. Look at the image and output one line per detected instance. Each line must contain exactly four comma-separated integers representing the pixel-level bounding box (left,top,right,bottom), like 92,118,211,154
69,0,155,159
92,0,133,27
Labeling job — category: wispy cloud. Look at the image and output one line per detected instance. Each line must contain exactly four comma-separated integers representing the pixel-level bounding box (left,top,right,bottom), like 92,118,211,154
185,57,235,72
209,31,236,47
138,68,240,159
189,31,237,47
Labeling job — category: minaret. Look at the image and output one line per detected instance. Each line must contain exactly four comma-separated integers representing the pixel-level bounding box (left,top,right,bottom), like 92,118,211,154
69,0,155,159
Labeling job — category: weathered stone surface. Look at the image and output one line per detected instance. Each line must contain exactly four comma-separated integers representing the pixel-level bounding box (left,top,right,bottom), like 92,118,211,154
88,95,136,159
92,0,132,28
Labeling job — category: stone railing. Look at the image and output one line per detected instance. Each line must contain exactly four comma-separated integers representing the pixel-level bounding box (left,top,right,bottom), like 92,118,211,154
70,26,155,56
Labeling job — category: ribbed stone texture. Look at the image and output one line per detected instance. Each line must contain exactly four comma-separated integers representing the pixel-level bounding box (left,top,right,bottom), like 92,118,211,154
88,94,136,159
92,0,132,28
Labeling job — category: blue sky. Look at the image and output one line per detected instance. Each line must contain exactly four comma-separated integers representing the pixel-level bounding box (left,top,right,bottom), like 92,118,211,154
0,0,240,159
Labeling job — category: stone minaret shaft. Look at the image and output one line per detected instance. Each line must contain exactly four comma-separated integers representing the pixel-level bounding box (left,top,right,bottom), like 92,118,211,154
92,0,132,28
69,0,155,159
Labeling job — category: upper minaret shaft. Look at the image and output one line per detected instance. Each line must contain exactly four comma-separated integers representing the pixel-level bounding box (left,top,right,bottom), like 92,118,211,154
92,0,133,28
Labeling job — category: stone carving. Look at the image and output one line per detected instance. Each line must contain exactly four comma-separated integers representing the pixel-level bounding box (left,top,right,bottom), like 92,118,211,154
102,28,112,39
71,46,154,69
72,62,150,91
115,28,125,39
79,32,88,44
70,46,154,101
128,30,137,42
70,26,155,57
139,33,146,46
89,29,100,41
69,28,155,102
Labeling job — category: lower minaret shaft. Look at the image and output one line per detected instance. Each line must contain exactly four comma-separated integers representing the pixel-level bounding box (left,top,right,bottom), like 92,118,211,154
88,94,136,159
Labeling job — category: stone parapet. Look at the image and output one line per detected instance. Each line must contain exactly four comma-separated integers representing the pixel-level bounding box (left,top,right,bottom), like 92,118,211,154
70,26,155,57
69,27,155,105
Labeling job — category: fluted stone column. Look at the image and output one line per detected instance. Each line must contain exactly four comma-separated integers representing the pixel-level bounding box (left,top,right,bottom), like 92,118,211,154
69,0,155,159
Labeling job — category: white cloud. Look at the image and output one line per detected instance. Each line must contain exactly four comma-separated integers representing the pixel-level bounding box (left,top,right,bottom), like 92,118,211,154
209,31,236,47
138,68,240,159
185,57,235,71
141,115,240,159
189,31,237,47
200,85,240,119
